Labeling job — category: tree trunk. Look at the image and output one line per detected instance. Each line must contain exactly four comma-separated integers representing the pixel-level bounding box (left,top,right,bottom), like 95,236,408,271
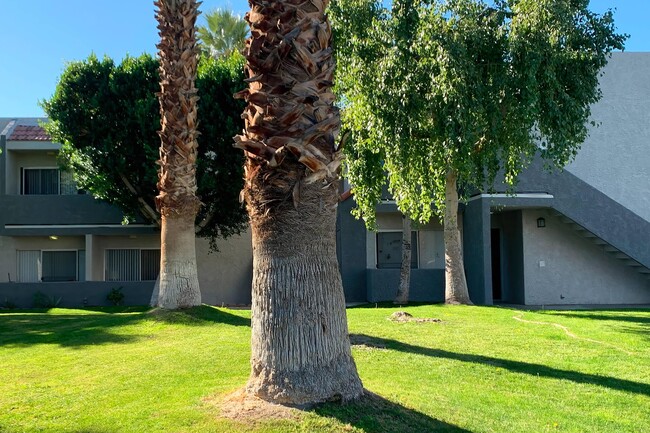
444,170,473,305
149,274,161,307
156,214,201,309
153,0,202,309
245,161,363,405
394,215,411,305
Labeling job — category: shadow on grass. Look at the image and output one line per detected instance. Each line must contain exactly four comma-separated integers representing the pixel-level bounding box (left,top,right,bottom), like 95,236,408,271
314,391,471,433
0,312,143,348
350,334,650,397
544,312,650,325
0,305,250,348
147,305,250,327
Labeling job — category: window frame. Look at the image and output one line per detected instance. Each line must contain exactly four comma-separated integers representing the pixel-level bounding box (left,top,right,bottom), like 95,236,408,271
104,248,161,282
375,229,420,269
21,167,61,195
40,249,82,282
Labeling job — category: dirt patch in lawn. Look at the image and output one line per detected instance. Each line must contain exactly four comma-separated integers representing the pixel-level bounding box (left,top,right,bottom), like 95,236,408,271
212,389,301,423
389,311,442,323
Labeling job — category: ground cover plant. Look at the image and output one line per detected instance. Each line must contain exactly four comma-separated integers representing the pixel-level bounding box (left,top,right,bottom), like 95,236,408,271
0,304,648,432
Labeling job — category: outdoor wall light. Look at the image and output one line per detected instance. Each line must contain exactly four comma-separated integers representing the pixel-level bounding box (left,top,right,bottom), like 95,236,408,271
537,217,546,228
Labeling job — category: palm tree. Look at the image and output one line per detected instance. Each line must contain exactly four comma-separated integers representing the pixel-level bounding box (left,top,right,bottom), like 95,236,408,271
153,0,202,309
197,8,248,58
235,0,364,404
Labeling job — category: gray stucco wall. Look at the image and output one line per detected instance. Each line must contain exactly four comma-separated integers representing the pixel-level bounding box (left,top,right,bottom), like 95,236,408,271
366,269,445,303
196,233,252,306
337,198,369,302
0,281,154,308
463,199,491,304
566,52,650,222
521,209,649,305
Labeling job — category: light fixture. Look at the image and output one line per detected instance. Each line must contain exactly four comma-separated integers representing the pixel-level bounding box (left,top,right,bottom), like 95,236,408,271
49,235,58,240
537,217,546,228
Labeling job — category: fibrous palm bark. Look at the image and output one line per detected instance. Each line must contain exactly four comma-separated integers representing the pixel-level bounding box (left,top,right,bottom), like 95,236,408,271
235,0,363,404
154,0,202,309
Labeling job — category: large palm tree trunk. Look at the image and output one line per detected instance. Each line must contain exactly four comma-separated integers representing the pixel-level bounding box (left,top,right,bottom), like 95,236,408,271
235,0,363,404
154,0,202,309
444,170,472,305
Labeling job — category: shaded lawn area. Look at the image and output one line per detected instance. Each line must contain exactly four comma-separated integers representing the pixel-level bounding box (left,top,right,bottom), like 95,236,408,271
0,304,648,433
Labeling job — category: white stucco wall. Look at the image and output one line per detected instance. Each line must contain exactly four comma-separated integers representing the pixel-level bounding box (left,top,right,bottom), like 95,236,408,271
567,52,650,222
521,210,649,305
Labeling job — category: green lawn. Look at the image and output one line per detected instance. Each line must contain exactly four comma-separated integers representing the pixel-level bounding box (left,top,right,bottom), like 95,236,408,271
0,304,648,433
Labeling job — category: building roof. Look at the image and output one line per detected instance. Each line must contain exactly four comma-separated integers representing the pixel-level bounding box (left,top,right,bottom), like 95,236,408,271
8,124,51,141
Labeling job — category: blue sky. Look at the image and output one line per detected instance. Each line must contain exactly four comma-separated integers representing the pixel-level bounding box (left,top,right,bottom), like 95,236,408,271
1,0,647,117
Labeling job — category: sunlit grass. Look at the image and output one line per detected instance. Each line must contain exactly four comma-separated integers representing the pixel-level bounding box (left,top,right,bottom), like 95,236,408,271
0,304,648,432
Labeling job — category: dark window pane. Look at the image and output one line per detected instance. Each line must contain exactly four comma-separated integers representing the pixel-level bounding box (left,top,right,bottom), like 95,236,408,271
23,169,59,195
141,250,160,281
42,251,77,282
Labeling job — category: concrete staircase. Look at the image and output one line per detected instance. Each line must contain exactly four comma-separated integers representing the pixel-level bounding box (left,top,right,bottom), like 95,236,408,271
552,211,650,280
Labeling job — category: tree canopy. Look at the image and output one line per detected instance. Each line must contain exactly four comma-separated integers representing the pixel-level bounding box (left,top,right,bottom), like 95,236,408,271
331,0,626,303
197,8,249,58
331,0,627,226
42,52,248,251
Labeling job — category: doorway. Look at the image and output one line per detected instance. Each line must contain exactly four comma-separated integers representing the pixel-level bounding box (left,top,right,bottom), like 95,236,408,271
491,228,502,301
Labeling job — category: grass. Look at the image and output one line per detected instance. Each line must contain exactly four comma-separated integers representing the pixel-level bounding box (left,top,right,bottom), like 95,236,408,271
0,304,648,432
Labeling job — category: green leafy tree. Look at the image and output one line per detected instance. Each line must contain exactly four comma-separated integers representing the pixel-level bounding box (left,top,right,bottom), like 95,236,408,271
331,0,626,304
197,8,248,58
41,52,247,253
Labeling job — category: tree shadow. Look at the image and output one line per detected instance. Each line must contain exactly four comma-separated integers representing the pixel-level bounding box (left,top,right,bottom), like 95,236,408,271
349,334,650,397
0,306,250,348
0,312,144,348
313,391,472,433
543,311,650,325
147,305,250,327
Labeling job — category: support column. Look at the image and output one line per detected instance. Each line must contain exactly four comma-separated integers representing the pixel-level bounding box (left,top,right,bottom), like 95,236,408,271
85,234,94,281
463,198,493,305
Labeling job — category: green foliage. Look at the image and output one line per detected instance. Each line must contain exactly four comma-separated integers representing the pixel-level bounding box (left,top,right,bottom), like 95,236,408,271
197,8,249,59
41,52,248,250
330,0,626,226
32,291,62,309
106,287,125,306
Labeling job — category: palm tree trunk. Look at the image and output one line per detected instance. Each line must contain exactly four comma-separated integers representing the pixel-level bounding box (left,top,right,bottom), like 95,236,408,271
245,160,362,404
394,215,411,305
444,169,473,305
154,0,202,309
235,0,363,403
235,0,363,404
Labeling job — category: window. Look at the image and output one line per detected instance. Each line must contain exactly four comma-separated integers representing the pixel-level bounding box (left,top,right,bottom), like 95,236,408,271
16,250,85,282
376,231,418,269
21,168,79,195
105,249,160,281
22,168,59,195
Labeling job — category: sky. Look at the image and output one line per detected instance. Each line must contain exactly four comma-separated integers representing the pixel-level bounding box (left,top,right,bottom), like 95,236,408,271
1,0,648,118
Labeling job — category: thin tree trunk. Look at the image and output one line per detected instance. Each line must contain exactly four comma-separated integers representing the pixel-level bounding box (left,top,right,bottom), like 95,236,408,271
245,161,363,405
394,215,411,304
444,170,473,305
153,0,202,309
